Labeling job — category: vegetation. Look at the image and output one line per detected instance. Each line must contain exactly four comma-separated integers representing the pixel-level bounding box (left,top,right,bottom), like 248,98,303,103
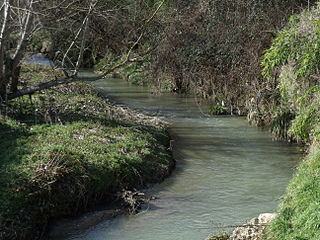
262,3,320,142
2,1,320,240
261,3,320,240
0,0,168,100
0,65,173,240
206,232,229,240
145,0,314,118
265,141,320,240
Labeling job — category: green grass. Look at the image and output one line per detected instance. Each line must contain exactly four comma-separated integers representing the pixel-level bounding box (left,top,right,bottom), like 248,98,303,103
265,141,320,240
0,64,173,239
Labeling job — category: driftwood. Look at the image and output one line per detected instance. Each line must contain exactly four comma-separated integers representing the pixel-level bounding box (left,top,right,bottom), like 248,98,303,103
118,189,156,214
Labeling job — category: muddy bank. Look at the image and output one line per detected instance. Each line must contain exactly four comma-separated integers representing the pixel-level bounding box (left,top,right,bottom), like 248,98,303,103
47,209,124,239
47,190,157,239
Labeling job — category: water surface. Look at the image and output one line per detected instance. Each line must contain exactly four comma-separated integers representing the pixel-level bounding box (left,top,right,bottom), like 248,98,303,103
25,54,53,66
63,78,300,240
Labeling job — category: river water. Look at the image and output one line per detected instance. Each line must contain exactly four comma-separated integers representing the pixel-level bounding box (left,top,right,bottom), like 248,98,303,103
60,77,300,240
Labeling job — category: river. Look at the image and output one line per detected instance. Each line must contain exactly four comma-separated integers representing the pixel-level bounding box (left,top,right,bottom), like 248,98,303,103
54,76,300,240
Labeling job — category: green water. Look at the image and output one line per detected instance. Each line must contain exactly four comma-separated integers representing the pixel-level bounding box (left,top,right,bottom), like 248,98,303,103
64,78,300,240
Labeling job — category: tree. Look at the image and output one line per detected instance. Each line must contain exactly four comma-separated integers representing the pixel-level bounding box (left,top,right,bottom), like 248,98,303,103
0,0,37,97
0,0,166,101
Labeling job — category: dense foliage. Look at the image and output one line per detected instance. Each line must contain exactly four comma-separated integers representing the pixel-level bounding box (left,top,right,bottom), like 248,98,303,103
2,1,320,239
262,3,320,142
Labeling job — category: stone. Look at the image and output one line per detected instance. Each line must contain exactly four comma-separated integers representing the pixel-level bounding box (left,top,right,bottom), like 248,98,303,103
228,213,276,240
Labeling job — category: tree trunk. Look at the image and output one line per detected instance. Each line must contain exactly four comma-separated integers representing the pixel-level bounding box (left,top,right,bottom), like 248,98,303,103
0,0,11,99
10,65,21,93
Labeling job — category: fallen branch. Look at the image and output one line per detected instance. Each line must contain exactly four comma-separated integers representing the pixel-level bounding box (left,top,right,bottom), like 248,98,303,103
7,49,154,100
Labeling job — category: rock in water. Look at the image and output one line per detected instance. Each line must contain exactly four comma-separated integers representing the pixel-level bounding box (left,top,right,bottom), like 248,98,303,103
229,213,276,240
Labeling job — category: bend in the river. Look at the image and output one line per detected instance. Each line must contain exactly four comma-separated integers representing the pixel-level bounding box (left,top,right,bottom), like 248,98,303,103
54,75,301,240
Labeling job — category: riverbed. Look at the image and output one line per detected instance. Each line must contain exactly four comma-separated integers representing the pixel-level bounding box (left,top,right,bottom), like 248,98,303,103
55,77,301,240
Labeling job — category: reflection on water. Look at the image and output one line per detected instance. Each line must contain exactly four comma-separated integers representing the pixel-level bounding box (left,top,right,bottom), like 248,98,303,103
62,77,300,240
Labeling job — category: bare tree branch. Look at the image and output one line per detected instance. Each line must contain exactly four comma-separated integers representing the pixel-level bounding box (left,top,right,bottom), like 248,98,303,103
61,16,88,68
5,0,166,100
13,0,34,60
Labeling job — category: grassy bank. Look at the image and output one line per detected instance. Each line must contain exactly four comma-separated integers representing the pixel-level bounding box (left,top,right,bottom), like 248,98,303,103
0,64,174,240
265,141,320,240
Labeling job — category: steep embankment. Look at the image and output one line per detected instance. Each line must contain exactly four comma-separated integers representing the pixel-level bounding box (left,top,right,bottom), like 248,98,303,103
0,64,174,240
261,4,320,240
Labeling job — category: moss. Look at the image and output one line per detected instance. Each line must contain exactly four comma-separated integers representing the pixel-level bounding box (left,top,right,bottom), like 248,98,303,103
0,64,173,240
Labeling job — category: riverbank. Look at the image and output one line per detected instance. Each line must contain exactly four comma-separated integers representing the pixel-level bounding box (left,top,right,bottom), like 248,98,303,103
207,140,320,240
265,141,320,240
0,64,174,240
262,4,320,239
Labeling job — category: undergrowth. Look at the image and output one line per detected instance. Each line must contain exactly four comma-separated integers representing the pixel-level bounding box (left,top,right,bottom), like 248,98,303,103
95,53,150,86
206,232,229,240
